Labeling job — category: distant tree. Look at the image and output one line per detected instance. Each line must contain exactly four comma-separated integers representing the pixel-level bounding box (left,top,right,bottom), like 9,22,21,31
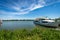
55,17,60,22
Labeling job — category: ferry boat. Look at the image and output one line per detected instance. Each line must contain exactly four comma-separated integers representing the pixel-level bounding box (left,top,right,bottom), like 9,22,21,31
34,18,60,28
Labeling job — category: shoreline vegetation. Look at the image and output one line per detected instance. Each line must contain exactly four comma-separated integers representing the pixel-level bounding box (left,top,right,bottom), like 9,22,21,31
2,17,60,21
3,20,34,21
0,27,60,40
1,17,60,21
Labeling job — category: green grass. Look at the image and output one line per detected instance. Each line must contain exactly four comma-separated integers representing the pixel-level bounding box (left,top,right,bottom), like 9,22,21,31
0,27,60,40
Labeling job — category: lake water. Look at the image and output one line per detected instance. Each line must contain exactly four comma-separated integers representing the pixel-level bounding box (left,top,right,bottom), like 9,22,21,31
0,21,59,30
0,21,36,30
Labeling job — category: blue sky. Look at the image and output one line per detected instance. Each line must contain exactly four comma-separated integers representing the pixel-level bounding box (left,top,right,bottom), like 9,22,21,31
0,0,60,20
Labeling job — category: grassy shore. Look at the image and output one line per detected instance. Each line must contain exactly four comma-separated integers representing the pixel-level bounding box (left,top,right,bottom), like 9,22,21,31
0,27,60,40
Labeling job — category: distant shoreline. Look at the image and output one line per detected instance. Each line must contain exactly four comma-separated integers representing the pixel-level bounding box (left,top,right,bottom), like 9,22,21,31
3,20,34,21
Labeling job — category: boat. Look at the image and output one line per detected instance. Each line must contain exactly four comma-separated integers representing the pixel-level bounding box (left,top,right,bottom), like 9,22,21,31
34,18,59,28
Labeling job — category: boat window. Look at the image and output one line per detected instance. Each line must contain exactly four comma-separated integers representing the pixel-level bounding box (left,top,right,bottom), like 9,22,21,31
35,21,38,22
42,21,48,23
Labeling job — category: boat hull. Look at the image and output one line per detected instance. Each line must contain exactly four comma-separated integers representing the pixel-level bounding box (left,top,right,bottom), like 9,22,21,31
34,21,59,28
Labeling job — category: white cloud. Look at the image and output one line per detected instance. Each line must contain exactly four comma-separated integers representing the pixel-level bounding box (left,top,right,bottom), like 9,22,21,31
12,6,20,11
29,4,44,10
0,0,60,15
10,0,46,14
0,10,29,15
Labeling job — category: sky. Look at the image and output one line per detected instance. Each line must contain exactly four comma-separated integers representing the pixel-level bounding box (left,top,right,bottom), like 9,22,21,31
0,0,60,20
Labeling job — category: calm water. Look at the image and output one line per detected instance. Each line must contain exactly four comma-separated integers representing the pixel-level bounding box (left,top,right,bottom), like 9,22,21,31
0,21,36,30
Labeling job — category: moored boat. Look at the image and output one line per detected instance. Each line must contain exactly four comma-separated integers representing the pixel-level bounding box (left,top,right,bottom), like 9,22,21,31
34,18,59,28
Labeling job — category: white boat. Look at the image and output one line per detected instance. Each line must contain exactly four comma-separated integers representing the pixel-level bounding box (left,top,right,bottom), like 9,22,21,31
34,18,59,28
